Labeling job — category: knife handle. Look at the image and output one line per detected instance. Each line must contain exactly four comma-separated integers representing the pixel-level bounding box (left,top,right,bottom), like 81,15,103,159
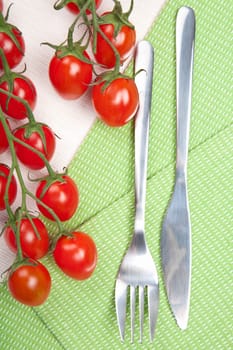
176,7,195,175
134,41,154,230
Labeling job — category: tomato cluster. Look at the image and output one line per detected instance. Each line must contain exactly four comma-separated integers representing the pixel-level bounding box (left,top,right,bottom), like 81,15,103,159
1,0,138,308
0,4,97,307
50,0,139,127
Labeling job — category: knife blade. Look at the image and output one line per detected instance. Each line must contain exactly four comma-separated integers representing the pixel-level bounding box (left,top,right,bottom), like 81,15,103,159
161,6,195,330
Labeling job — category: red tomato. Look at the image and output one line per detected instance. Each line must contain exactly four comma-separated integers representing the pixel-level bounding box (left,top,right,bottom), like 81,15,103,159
0,76,37,120
4,217,50,260
8,260,51,306
0,163,17,210
0,1,3,12
0,118,10,153
0,26,25,70
49,52,92,100
36,175,79,221
66,0,102,15
53,231,97,280
13,123,56,170
94,14,136,68
92,77,139,127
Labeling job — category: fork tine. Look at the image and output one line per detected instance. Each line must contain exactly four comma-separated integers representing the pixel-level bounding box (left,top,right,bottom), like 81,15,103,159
130,286,136,343
148,285,159,341
115,280,128,341
139,286,144,343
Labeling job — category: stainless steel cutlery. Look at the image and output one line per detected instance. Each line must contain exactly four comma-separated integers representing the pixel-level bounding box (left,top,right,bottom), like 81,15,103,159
115,40,159,343
161,6,195,330
115,5,195,341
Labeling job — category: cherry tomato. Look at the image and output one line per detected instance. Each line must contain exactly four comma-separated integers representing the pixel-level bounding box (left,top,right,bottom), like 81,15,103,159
53,231,97,280
94,14,136,68
0,118,10,153
0,76,37,120
0,163,17,210
0,1,3,12
0,26,25,70
36,175,79,221
66,0,102,15
92,77,139,127
4,217,50,260
8,260,51,306
49,52,92,100
13,123,56,170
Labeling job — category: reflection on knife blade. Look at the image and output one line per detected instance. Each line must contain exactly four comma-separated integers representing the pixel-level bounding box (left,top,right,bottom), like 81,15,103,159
161,6,195,330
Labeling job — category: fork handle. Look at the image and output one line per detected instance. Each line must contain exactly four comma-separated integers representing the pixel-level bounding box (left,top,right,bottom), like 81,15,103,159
134,41,154,231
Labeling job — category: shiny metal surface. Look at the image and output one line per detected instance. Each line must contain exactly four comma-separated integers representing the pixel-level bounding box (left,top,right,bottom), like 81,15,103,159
161,6,195,330
115,40,159,342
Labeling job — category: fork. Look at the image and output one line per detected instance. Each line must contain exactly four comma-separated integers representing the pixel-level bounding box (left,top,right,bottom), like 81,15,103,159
115,40,159,343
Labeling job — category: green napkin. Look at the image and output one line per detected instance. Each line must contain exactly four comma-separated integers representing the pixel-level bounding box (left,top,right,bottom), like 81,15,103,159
0,0,232,349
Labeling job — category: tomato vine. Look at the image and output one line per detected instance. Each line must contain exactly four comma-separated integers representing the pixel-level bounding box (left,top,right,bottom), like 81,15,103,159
0,0,137,306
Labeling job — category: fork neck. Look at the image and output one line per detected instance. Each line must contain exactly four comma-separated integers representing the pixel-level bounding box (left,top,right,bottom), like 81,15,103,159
134,121,148,235
134,203,146,233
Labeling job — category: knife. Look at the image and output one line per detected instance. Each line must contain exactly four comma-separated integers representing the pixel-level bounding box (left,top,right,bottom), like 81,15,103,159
161,6,195,330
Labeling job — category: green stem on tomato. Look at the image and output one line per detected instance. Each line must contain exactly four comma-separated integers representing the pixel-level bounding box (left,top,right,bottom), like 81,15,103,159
11,136,55,178
90,1,121,74
0,99,65,255
4,3,14,22
54,0,76,10
0,87,35,123
124,0,134,18
15,211,24,261
26,191,65,234
98,26,121,73
0,48,15,110
0,111,65,243
0,111,24,260
1,112,27,213
0,88,56,177
90,0,98,53
0,4,24,55
0,113,16,221
0,48,12,78
67,0,92,49
4,164,16,220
